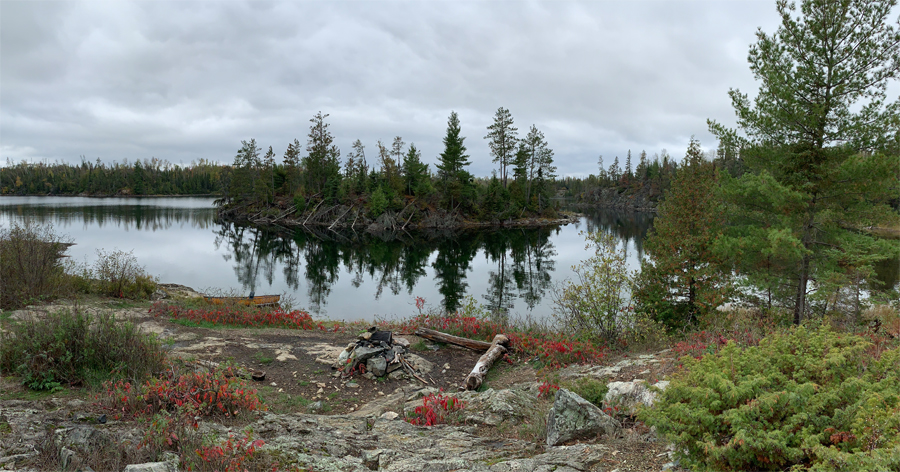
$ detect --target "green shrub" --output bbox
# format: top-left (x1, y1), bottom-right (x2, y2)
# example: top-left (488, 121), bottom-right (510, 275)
top-left (640, 325), bottom-right (900, 471)
top-left (368, 186), bottom-right (388, 218)
top-left (0, 221), bottom-right (73, 309)
top-left (0, 309), bottom-right (167, 390)
top-left (93, 248), bottom-right (157, 299)
top-left (567, 377), bottom-right (608, 408)
top-left (552, 230), bottom-right (634, 343)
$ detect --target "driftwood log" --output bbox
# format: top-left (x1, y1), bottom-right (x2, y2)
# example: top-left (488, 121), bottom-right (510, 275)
top-left (463, 334), bottom-right (509, 391)
top-left (414, 328), bottom-right (499, 352)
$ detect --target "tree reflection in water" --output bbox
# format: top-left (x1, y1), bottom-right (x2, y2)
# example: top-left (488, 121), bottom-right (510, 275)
top-left (213, 224), bottom-right (561, 314)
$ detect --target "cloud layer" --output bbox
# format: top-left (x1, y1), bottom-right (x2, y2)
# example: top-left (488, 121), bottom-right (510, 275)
top-left (2, 1), bottom-right (788, 176)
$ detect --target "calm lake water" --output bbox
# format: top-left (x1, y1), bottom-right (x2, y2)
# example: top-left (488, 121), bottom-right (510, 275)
top-left (0, 196), bottom-right (653, 322)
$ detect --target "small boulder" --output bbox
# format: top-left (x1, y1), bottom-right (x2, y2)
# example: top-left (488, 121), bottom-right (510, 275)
top-left (352, 346), bottom-right (386, 363)
top-left (122, 461), bottom-right (175, 472)
top-left (366, 356), bottom-right (387, 377)
top-left (546, 388), bottom-right (620, 446)
top-left (603, 380), bottom-right (669, 416)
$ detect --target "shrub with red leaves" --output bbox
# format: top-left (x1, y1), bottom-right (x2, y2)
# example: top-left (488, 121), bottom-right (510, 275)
top-left (406, 393), bottom-right (465, 426)
top-left (102, 365), bottom-right (264, 420)
top-left (149, 302), bottom-right (330, 331)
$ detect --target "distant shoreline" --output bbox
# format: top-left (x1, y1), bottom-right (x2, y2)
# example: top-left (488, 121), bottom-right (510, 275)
top-left (0, 193), bottom-right (218, 198)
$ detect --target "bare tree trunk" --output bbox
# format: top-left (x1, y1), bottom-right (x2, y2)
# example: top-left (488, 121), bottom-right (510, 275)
top-left (414, 328), bottom-right (503, 352)
top-left (463, 334), bottom-right (509, 391)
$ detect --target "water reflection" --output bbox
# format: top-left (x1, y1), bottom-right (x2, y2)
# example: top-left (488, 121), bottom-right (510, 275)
top-left (1, 197), bottom-right (213, 232)
top-left (213, 223), bottom-right (559, 314)
top-left (3, 196), bottom-right (896, 320)
top-left (572, 207), bottom-right (654, 260)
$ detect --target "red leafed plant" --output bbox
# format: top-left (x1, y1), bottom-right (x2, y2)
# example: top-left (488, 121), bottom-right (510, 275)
top-left (149, 302), bottom-right (331, 331)
top-left (538, 381), bottom-right (560, 399)
top-left (102, 365), bottom-right (264, 420)
top-left (190, 431), bottom-right (266, 472)
top-left (406, 392), bottom-right (465, 426)
top-left (100, 365), bottom-right (275, 470)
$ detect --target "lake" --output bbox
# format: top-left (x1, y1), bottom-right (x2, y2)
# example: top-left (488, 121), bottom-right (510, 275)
top-left (0, 196), bottom-right (653, 322)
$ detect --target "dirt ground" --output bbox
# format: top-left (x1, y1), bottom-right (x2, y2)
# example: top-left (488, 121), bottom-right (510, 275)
top-left (1, 293), bottom-right (685, 472)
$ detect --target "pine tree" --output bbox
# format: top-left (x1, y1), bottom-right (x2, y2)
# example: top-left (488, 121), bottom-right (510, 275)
top-left (597, 155), bottom-right (607, 186)
top-left (303, 112), bottom-right (341, 197)
top-left (609, 156), bottom-right (620, 183)
top-left (520, 124), bottom-right (551, 206)
top-left (230, 138), bottom-right (260, 201)
top-left (709, 0), bottom-right (900, 323)
top-left (283, 139), bottom-right (301, 195)
top-left (261, 145), bottom-right (276, 203)
top-left (484, 107), bottom-right (518, 188)
top-left (391, 136), bottom-right (405, 170)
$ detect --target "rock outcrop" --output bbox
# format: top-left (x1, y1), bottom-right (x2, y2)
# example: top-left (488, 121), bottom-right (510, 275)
top-left (604, 380), bottom-right (670, 416)
top-left (545, 389), bottom-right (620, 447)
top-left (576, 186), bottom-right (658, 212)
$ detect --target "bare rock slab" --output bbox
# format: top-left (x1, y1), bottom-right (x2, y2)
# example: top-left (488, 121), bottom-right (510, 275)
top-left (546, 388), bottom-right (620, 446)
top-left (604, 380), bottom-right (669, 416)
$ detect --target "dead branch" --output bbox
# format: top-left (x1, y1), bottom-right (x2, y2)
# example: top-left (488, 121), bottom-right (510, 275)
top-left (329, 205), bottom-right (354, 230)
top-left (414, 328), bottom-right (504, 352)
top-left (303, 199), bottom-right (326, 225)
top-left (463, 334), bottom-right (509, 391)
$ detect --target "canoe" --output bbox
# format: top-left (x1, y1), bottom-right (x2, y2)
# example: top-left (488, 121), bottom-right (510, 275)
top-left (203, 295), bottom-right (280, 307)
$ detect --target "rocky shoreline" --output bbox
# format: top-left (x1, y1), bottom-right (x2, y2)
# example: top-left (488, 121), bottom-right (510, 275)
top-left (573, 186), bottom-right (659, 213)
top-left (217, 204), bottom-right (581, 234)
top-left (0, 295), bottom-right (682, 472)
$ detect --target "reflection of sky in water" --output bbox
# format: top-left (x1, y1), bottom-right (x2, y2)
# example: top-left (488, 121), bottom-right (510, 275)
top-left (0, 196), bottom-right (657, 322)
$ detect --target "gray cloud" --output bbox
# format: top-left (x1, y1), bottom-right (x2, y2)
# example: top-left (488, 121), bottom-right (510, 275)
top-left (2, 1), bottom-right (801, 176)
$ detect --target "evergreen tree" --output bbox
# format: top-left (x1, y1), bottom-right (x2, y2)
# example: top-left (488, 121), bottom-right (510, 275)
top-left (709, 0), bottom-right (900, 323)
top-left (597, 155), bottom-right (607, 186)
top-left (261, 146), bottom-right (276, 203)
top-left (625, 149), bottom-right (633, 181)
top-left (402, 143), bottom-right (429, 196)
top-left (436, 111), bottom-right (473, 210)
top-left (637, 150), bottom-right (648, 181)
top-left (609, 156), bottom-right (620, 183)
top-left (282, 139), bottom-right (301, 195)
top-left (520, 124), bottom-right (551, 206)
top-left (377, 140), bottom-right (402, 194)
top-left (132, 160), bottom-right (145, 195)
top-left (391, 136), bottom-right (405, 170)
top-left (484, 107), bottom-right (518, 188)
top-left (230, 138), bottom-right (260, 200)
top-left (533, 131), bottom-right (556, 211)
top-left (347, 139), bottom-right (368, 194)
top-left (302, 112), bottom-right (341, 197)
top-left (635, 138), bottom-right (729, 328)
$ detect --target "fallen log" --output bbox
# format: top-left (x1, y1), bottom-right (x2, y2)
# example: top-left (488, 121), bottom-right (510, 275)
top-left (414, 328), bottom-right (505, 352)
top-left (463, 334), bottom-right (509, 391)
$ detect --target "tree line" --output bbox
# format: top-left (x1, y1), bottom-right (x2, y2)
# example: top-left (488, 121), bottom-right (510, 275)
top-left (0, 157), bottom-right (224, 196)
top-left (219, 109), bottom-right (558, 222)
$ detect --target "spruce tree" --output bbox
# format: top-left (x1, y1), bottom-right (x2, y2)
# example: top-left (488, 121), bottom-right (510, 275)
top-left (436, 111), bottom-right (472, 210)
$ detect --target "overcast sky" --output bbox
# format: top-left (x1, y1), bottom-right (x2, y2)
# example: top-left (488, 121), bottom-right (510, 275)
top-left (2, 1), bottom-right (804, 177)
